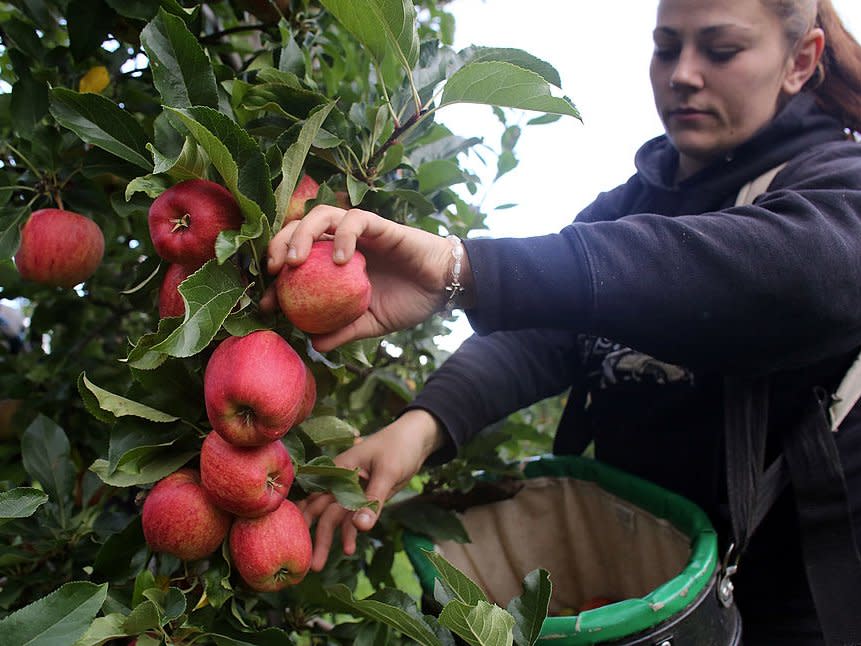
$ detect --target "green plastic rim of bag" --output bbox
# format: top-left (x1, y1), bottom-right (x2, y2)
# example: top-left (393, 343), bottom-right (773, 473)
top-left (404, 455), bottom-right (719, 645)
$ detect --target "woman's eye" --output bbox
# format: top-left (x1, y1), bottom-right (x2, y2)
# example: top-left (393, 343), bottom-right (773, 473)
top-left (653, 47), bottom-right (679, 61)
top-left (708, 48), bottom-right (740, 62)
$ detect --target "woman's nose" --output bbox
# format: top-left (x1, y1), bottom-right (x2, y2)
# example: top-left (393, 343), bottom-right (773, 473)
top-left (669, 48), bottom-right (704, 90)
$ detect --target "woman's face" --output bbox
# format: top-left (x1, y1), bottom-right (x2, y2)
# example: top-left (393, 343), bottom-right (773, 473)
top-left (650, 0), bottom-right (797, 178)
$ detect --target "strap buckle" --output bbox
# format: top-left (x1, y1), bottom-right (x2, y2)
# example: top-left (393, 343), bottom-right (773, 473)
top-left (717, 542), bottom-right (739, 608)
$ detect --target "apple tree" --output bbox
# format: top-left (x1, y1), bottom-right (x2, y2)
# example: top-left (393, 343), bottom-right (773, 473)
top-left (0, 1), bottom-right (578, 644)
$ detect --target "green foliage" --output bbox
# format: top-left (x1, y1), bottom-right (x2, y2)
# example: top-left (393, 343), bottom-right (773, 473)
top-left (0, 0), bottom-right (574, 642)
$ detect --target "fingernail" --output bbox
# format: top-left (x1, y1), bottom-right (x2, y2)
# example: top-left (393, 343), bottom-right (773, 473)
top-left (287, 247), bottom-right (298, 261)
top-left (356, 510), bottom-right (374, 527)
top-left (333, 248), bottom-right (345, 264)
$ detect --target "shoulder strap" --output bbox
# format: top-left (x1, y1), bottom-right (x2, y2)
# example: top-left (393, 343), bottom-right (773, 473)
top-left (733, 162), bottom-right (787, 207)
top-left (727, 165), bottom-right (861, 645)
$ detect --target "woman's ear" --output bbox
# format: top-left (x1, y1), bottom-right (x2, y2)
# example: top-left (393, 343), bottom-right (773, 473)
top-left (782, 27), bottom-right (825, 95)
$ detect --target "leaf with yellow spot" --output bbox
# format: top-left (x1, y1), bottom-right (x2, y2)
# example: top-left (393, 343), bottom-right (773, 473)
top-left (79, 66), bottom-right (110, 94)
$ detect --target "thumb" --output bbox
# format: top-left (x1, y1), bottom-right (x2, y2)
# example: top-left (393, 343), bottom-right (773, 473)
top-left (353, 468), bottom-right (398, 531)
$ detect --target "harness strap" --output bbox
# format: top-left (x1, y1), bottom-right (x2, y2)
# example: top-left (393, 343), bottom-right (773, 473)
top-left (726, 163), bottom-right (861, 645)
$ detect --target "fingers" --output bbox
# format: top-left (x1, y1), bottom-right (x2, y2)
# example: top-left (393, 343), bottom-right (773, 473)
top-left (351, 462), bottom-right (399, 532)
top-left (266, 205), bottom-right (395, 276)
top-left (309, 503), bottom-right (349, 571)
top-left (258, 285), bottom-right (278, 314)
top-left (309, 312), bottom-right (381, 353)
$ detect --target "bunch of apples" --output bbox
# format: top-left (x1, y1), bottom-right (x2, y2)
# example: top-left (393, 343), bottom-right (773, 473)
top-left (142, 329), bottom-right (316, 591)
top-left (140, 177), bottom-right (372, 591)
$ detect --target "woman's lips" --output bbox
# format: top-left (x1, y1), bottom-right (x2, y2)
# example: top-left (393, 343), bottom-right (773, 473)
top-left (669, 107), bottom-right (712, 122)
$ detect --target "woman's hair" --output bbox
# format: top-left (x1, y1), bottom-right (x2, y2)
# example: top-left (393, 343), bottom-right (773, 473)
top-left (764, 0), bottom-right (861, 133)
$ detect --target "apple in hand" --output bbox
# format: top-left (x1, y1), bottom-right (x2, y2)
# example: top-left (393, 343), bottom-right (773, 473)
top-left (229, 499), bottom-right (312, 591)
top-left (204, 330), bottom-right (307, 446)
top-left (141, 468), bottom-right (232, 561)
top-left (283, 174), bottom-right (320, 222)
top-left (275, 239), bottom-right (372, 335)
top-left (200, 432), bottom-right (294, 518)
top-left (15, 209), bottom-right (105, 288)
top-left (158, 263), bottom-right (198, 319)
top-left (148, 179), bottom-right (243, 266)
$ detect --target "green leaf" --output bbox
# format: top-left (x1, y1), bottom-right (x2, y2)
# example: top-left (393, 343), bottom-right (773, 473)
top-left (149, 137), bottom-right (209, 181)
top-left (458, 47), bottom-right (562, 88)
top-left (241, 83), bottom-right (327, 120)
top-left (202, 553), bottom-right (233, 609)
top-left (165, 107), bottom-right (274, 260)
top-left (0, 487), bottom-right (49, 522)
top-left (209, 627), bottom-right (294, 646)
top-left (67, 0), bottom-right (115, 62)
top-left (507, 569), bottom-right (551, 646)
top-left (295, 456), bottom-right (378, 512)
top-left (124, 317), bottom-right (183, 370)
top-left (439, 600), bottom-right (514, 646)
top-left (21, 415), bottom-right (74, 507)
top-left (0, 581), bottom-right (108, 646)
top-left (141, 8), bottom-right (219, 109)
top-left (90, 450), bottom-right (197, 487)
top-left (71, 613), bottom-right (128, 646)
top-left (440, 62), bottom-right (581, 119)
top-left (347, 174), bottom-right (371, 207)
top-left (273, 101), bottom-right (337, 231)
top-left (422, 550), bottom-right (487, 606)
top-left (377, 142), bottom-right (404, 175)
top-left (319, 0), bottom-right (419, 71)
top-left (107, 422), bottom-right (187, 473)
top-left (0, 206), bottom-right (28, 260)
top-left (11, 74), bottom-right (49, 138)
top-left (50, 88), bottom-right (153, 170)
top-left (326, 584), bottom-right (443, 646)
top-left (222, 307), bottom-right (270, 337)
top-left (417, 159), bottom-right (467, 193)
top-left (92, 516), bottom-right (145, 580)
top-left (298, 416), bottom-right (359, 449)
top-left (125, 174), bottom-right (171, 201)
top-left (79, 373), bottom-right (180, 423)
top-left (148, 260), bottom-right (247, 358)
top-left (123, 599), bottom-right (161, 634)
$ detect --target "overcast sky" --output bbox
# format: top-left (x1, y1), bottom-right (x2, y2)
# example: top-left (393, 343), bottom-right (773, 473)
top-left (436, 0), bottom-right (861, 348)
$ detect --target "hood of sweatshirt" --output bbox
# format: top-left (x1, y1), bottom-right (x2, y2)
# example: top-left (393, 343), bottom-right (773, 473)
top-left (633, 92), bottom-right (847, 196)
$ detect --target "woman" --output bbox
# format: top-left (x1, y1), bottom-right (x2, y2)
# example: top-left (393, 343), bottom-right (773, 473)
top-left (265, 0), bottom-right (861, 642)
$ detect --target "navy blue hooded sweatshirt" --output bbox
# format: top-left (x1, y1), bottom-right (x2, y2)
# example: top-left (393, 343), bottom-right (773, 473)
top-left (408, 92), bottom-right (861, 644)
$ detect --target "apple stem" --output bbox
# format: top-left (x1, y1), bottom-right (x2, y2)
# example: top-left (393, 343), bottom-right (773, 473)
top-left (54, 192), bottom-right (65, 210)
top-left (170, 213), bottom-right (191, 232)
top-left (239, 407), bottom-right (255, 426)
top-left (266, 474), bottom-right (282, 492)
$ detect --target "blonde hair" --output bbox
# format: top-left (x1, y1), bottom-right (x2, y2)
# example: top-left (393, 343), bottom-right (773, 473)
top-left (764, 0), bottom-right (861, 132)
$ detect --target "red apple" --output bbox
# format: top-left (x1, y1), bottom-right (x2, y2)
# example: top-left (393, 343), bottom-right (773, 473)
top-left (200, 432), bottom-right (294, 518)
top-left (296, 364), bottom-right (317, 424)
top-left (158, 263), bottom-right (198, 319)
top-left (141, 468), bottom-right (232, 561)
top-left (283, 174), bottom-right (320, 222)
top-left (229, 499), bottom-right (312, 591)
top-left (15, 209), bottom-right (104, 288)
top-left (275, 240), bottom-right (372, 335)
top-left (148, 179), bottom-right (243, 266)
top-left (204, 330), bottom-right (307, 446)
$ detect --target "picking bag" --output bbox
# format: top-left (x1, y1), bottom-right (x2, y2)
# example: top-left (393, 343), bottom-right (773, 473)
top-left (404, 456), bottom-right (741, 645)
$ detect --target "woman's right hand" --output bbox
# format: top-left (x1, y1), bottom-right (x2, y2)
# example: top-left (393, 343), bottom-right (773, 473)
top-left (261, 205), bottom-right (469, 352)
top-left (297, 409), bottom-right (446, 572)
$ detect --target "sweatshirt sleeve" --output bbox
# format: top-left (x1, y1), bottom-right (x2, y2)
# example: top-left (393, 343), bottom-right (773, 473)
top-left (405, 327), bottom-right (582, 455)
top-left (464, 143), bottom-right (861, 373)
